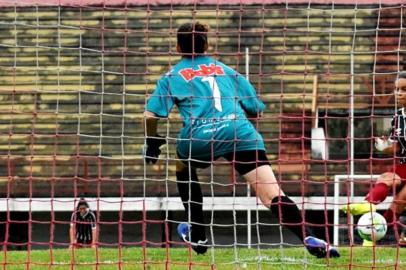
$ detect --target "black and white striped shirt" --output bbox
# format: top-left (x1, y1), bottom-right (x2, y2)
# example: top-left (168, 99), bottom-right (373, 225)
top-left (70, 210), bottom-right (96, 244)
top-left (389, 108), bottom-right (406, 164)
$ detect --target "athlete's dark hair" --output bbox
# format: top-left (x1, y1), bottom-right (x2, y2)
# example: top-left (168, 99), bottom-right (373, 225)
top-left (177, 22), bottom-right (208, 56)
top-left (398, 71), bottom-right (406, 80)
top-left (77, 198), bottom-right (89, 210)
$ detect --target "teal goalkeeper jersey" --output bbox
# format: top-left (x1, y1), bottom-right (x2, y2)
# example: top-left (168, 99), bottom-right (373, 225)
top-left (146, 56), bottom-right (266, 160)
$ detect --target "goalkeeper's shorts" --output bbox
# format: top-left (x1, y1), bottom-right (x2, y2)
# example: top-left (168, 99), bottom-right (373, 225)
top-left (177, 149), bottom-right (270, 175)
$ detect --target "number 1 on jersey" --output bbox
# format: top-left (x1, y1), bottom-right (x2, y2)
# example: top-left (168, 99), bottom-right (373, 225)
top-left (202, 76), bottom-right (222, 112)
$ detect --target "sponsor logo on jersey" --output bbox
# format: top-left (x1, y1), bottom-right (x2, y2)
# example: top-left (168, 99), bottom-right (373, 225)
top-left (179, 64), bottom-right (225, 81)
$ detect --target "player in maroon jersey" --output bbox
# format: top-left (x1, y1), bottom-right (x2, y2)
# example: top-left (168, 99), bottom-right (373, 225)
top-left (343, 72), bottom-right (406, 244)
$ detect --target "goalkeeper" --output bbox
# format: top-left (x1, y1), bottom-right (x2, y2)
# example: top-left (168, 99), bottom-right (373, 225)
top-left (343, 72), bottom-right (406, 245)
top-left (144, 21), bottom-right (339, 258)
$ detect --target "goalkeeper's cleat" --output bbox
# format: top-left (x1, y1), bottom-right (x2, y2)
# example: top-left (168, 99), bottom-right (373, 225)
top-left (362, 239), bottom-right (374, 247)
top-left (177, 222), bottom-right (208, 255)
top-left (341, 202), bottom-right (376, 216)
top-left (304, 236), bottom-right (340, 258)
top-left (177, 222), bottom-right (190, 240)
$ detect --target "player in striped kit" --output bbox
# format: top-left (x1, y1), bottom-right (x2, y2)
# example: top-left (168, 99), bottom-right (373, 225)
top-left (343, 72), bottom-right (406, 245)
top-left (144, 21), bottom-right (339, 257)
top-left (69, 198), bottom-right (97, 248)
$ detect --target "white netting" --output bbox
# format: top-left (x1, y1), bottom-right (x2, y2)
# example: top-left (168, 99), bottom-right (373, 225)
top-left (0, 1), bottom-right (405, 269)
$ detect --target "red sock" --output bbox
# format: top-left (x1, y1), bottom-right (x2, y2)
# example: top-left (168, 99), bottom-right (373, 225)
top-left (383, 208), bottom-right (400, 225)
top-left (365, 182), bottom-right (389, 204)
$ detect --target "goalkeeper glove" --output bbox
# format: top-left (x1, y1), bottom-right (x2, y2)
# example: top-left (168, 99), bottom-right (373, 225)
top-left (144, 135), bottom-right (166, 164)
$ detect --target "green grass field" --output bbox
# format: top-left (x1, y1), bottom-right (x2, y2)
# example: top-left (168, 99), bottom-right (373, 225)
top-left (0, 246), bottom-right (404, 270)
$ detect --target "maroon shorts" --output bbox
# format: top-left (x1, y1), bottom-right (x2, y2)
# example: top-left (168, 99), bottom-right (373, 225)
top-left (394, 163), bottom-right (406, 183)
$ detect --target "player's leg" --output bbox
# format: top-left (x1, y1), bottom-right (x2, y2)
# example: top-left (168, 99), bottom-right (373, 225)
top-left (228, 150), bottom-right (339, 258)
top-left (381, 182), bottom-right (406, 245)
top-left (238, 163), bottom-right (283, 205)
top-left (342, 172), bottom-right (402, 216)
top-left (383, 182), bottom-right (406, 225)
top-left (229, 150), bottom-right (308, 241)
top-left (399, 215), bottom-right (406, 246)
top-left (366, 172), bottom-right (402, 203)
top-left (242, 164), bottom-right (305, 236)
top-left (175, 159), bottom-right (208, 254)
top-left (383, 164), bottom-right (406, 225)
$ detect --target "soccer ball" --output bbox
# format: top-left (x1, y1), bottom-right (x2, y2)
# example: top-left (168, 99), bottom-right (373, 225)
top-left (357, 212), bottom-right (387, 242)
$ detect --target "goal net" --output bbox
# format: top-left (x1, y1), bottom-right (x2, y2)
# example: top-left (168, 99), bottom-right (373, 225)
top-left (0, 0), bottom-right (405, 269)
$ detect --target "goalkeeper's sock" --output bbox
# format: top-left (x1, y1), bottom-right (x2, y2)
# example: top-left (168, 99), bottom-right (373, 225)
top-left (365, 182), bottom-right (389, 204)
top-left (176, 167), bottom-right (206, 241)
top-left (270, 196), bottom-right (310, 242)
